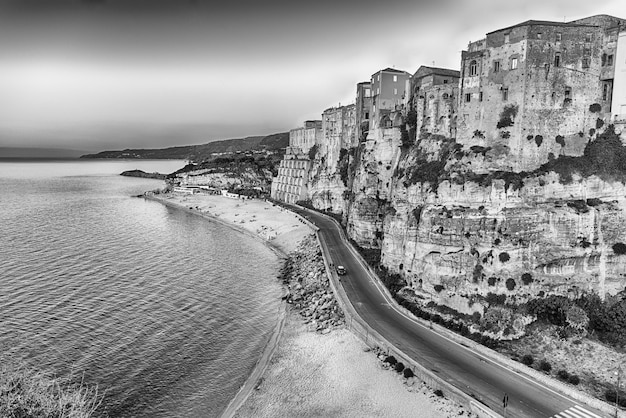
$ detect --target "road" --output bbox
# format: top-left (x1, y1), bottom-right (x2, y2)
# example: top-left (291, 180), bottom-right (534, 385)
top-left (290, 206), bottom-right (608, 418)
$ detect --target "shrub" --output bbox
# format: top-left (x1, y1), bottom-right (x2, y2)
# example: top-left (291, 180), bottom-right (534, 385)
top-left (521, 273), bottom-right (533, 285)
top-left (555, 135), bottom-right (565, 147)
top-left (568, 375), bottom-right (580, 385)
top-left (505, 278), bottom-right (516, 291)
top-left (527, 295), bottom-right (570, 326)
top-left (500, 131), bottom-right (511, 139)
top-left (521, 354), bottom-right (534, 366)
top-left (403, 368), bottom-right (414, 378)
top-left (497, 104), bottom-right (519, 129)
top-left (308, 144), bottom-right (318, 160)
top-left (434, 284), bottom-right (444, 293)
top-left (473, 130), bottom-right (485, 139)
top-left (499, 252), bottom-right (510, 263)
top-left (589, 103), bottom-right (602, 113)
top-left (486, 292), bottom-right (506, 305)
top-left (487, 276), bottom-right (497, 286)
top-left (613, 243), bottom-right (626, 255)
top-left (596, 118), bottom-right (605, 129)
top-left (0, 361), bottom-right (102, 418)
top-left (566, 305), bottom-right (589, 331)
top-left (535, 135), bottom-right (543, 147)
top-left (434, 389), bottom-right (444, 397)
top-left (385, 355), bottom-right (397, 365)
top-left (557, 370), bottom-right (570, 381)
top-left (539, 360), bottom-right (552, 373)
top-left (394, 362), bottom-right (405, 373)
top-left (472, 311), bottom-right (482, 322)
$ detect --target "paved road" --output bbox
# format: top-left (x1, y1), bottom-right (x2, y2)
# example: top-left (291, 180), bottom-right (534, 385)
top-left (291, 206), bottom-right (608, 418)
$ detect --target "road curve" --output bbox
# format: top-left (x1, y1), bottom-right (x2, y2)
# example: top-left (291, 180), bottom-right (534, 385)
top-left (291, 206), bottom-right (608, 418)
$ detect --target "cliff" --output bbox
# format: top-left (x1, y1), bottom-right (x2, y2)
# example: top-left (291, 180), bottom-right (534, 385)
top-left (321, 118), bottom-right (626, 311)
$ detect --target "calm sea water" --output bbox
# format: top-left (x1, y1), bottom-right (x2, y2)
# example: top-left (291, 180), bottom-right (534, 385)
top-left (0, 160), bottom-right (283, 417)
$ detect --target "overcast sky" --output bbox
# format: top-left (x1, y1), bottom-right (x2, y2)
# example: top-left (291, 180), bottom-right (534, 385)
top-left (0, 0), bottom-right (624, 152)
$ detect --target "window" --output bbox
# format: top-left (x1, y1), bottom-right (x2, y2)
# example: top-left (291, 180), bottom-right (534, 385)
top-left (554, 53), bottom-right (561, 67)
top-left (555, 32), bottom-right (562, 42)
top-left (479, 91), bottom-right (484, 102)
top-left (585, 33), bottom-right (593, 42)
top-left (584, 47), bottom-right (591, 56)
top-left (443, 79), bottom-right (449, 84)
top-left (502, 88), bottom-right (509, 101)
top-left (377, 88), bottom-right (380, 95)
top-left (465, 93), bottom-right (471, 102)
top-left (393, 75), bottom-right (398, 82)
top-left (602, 53), bottom-right (607, 66)
top-left (393, 88), bottom-right (398, 95)
top-left (537, 32), bottom-right (542, 39)
top-left (469, 60), bottom-right (478, 76)
top-left (511, 57), bottom-right (518, 70)
top-left (608, 54), bottom-right (614, 66)
top-left (582, 58), bottom-right (590, 68)
top-left (603, 83), bottom-right (609, 101)
top-left (564, 88), bottom-right (571, 99)
top-left (364, 88), bottom-right (371, 97)
top-left (377, 75), bottom-right (380, 81)
top-left (504, 33), bottom-right (510, 43)
top-left (494, 60), bottom-right (501, 72)
top-left (365, 112), bottom-right (369, 119)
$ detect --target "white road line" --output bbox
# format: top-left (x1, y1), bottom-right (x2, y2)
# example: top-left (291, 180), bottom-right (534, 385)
top-left (553, 405), bottom-right (603, 418)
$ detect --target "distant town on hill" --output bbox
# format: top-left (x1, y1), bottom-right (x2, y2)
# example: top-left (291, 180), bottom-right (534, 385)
top-left (80, 132), bottom-right (289, 161)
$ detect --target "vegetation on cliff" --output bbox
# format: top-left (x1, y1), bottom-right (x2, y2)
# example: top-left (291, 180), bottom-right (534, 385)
top-left (120, 169), bottom-right (166, 179)
top-left (0, 360), bottom-right (102, 418)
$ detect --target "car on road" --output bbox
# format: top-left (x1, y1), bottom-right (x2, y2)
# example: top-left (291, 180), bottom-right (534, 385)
top-left (336, 265), bottom-right (347, 275)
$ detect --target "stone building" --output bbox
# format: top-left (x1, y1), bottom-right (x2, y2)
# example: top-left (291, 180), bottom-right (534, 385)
top-left (322, 104), bottom-right (356, 149)
top-left (355, 82), bottom-right (372, 141)
top-left (270, 120), bottom-right (322, 204)
top-left (457, 15), bottom-right (626, 172)
top-left (611, 30), bottom-right (626, 123)
top-left (410, 66), bottom-right (460, 137)
top-left (370, 67), bottom-right (411, 129)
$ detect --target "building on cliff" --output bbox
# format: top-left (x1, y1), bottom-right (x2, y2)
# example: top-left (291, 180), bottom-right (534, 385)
top-left (356, 82), bottom-right (372, 142)
top-left (612, 30), bottom-right (626, 122)
top-left (370, 68), bottom-right (411, 129)
top-left (270, 121), bottom-right (322, 204)
top-left (410, 66), bottom-right (460, 137)
top-left (456, 15), bottom-right (626, 172)
top-left (322, 104), bottom-right (357, 149)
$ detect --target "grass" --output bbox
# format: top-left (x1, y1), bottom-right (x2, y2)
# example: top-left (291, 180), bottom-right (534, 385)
top-left (0, 360), bottom-right (103, 418)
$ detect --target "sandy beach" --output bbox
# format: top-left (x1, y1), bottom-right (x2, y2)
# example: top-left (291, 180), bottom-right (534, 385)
top-left (150, 192), bottom-right (468, 418)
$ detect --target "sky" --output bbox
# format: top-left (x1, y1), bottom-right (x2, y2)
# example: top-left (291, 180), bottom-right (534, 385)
top-left (0, 0), bottom-right (624, 153)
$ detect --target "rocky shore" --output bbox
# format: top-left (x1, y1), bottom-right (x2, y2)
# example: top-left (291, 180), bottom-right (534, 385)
top-left (235, 233), bottom-right (472, 418)
top-left (281, 236), bottom-right (345, 333)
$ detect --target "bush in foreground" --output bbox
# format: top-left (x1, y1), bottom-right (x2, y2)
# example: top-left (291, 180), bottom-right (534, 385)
top-left (394, 362), bottom-right (405, 373)
top-left (403, 368), bottom-right (414, 378)
top-left (521, 354), bottom-right (534, 366)
top-left (0, 361), bottom-right (102, 418)
top-left (539, 360), bottom-right (552, 373)
top-left (384, 355), bottom-right (397, 366)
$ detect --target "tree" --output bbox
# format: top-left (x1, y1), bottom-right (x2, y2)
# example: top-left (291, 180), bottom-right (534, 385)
top-left (566, 305), bottom-right (589, 331)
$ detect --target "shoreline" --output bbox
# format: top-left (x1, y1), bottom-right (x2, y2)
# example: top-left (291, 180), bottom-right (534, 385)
top-left (145, 192), bottom-right (470, 417)
top-left (143, 192), bottom-right (312, 417)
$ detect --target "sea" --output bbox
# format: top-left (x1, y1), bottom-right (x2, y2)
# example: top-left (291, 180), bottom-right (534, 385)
top-left (0, 159), bottom-right (284, 417)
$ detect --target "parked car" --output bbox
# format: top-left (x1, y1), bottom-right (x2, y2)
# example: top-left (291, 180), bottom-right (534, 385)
top-left (336, 265), bottom-right (347, 275)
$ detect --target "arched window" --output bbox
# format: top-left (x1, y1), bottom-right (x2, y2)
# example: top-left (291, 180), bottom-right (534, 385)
top-left (469, 60), bottom-right (478, 76)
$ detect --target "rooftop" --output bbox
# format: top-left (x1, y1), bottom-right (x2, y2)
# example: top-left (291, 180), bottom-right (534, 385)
top-left (412, 66), bottom-right (460, 80)
top-left (486, 19), bottom-right (598, 35)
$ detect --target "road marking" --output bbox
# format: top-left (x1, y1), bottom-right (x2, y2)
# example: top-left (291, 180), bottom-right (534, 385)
top-left (551, 405), bottom-right (603, 418)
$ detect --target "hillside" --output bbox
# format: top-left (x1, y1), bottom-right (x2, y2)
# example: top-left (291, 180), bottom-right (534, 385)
top-left (80, 132), bottom-right (289, 160)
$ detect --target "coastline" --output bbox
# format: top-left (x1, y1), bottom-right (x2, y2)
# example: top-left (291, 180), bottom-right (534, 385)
top-left (143, 192), bottom-right (312, 417)
top-left (146, 192), bottom-right (469, 417)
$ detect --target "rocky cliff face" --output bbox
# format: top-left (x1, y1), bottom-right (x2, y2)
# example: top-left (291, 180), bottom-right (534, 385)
top-left (309, 118), bottom-right (626, 309)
